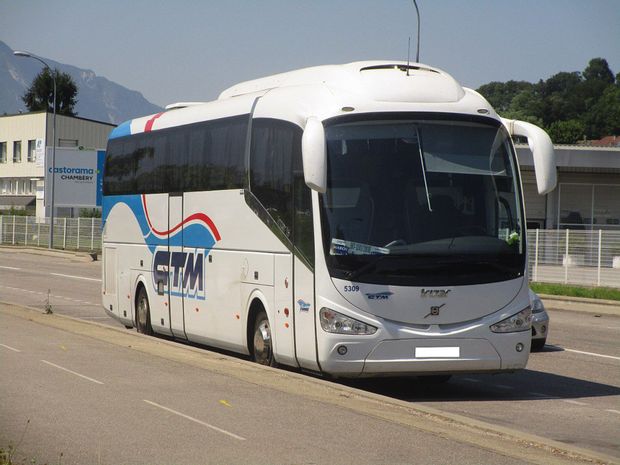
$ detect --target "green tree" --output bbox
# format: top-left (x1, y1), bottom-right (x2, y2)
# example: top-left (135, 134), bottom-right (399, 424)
top-left (582, 58), bottom-right (614, 84)
top-left (539, 72), bottom-right (584, 125)
top-left (477, 80), bottom-right (533, 113)
top-left (583, 86), bottom-right (620, 138)
top-left (22, 68), bottom-right (78, 116)
top-left (547, 119), bottom-right (585, 144)
top-left (477, 57), bottom-right (618, 142)
top-left (501, 86), bottom-right (544, 126)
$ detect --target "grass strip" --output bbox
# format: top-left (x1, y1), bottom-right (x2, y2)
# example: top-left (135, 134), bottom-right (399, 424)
top-left (530, 282), bottom-right (620, 301)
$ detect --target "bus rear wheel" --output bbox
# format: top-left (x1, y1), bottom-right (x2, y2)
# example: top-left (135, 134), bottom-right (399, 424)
top-left (252, 312), bottom-right (276, 367)
top-left (136, 286), bottom-right (153, 335)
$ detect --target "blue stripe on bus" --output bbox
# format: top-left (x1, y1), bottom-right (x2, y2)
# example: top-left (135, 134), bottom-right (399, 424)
top-left (109, 120), bottom-right (132, 139)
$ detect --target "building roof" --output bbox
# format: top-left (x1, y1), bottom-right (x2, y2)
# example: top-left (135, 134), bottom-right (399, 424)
top-left (0, 110), bottom-right (116, 127)
top-left (516, 144), bottom-right (620, 172)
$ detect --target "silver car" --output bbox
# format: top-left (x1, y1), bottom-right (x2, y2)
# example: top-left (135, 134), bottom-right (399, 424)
top-left (529, 289), bottom-right (550, 351)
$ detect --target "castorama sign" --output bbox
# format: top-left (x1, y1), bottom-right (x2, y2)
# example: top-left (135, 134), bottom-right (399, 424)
top-left (44, 148), bottom-right (105, 207)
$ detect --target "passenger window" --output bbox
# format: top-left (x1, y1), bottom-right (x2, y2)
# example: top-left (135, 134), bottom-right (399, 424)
top-left (250, 119), bottom-right (297, 238)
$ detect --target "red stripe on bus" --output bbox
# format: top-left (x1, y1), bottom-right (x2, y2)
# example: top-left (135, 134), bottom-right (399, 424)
top-left (144, 112), bottom-right (164, 132)
top-left (141, 194), bottom-right (221, 241)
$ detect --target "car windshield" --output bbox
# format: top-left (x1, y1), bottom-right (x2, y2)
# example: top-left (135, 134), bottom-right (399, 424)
top-left (319, 115), bottom-right (525, 286)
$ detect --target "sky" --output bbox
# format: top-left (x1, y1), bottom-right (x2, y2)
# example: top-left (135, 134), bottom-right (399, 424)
top-left (1, 0), bottom-right (619, 107)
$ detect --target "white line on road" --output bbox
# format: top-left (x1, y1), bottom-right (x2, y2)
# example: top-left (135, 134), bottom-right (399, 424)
top-left (606, 409), bottom-right (620, 415)
top-left (0, 265), bottom-right (21, 270)
top-left (41, 360), bottom-right (104, 385)
top-left (143, 400), bottom-right (246, 441)
top-left (565, 348), bottom-right (620, 361)
top-left (0, 343), bottom-right (21, 352)
top-left (562, 399), bottom-right (589, 406)
top-left (50, 273), bottom-right (101, 282)
top-left (462, 378), bottom-right (481, 383)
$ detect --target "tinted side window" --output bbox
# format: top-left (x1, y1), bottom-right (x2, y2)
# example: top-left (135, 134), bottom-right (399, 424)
top-left (204, 117), bottom-right (247, 190)
top-left (293, 133), bottom-right (314, 268)
top-left (250, 119), bottom-right (299, 239)
top-left (104, 138), bottom-right (138, 195)
top-left (104, 114), bottom-right (248, 195)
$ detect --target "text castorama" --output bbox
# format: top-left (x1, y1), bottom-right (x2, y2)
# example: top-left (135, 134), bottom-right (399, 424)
top-left (49, 166), bottom-right (96, 181)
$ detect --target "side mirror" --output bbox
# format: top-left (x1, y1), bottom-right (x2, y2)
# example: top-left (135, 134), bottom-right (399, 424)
top-left (502, 118), bottom-right (557, 194)
top-left (302, 117), bottom-right (327, 193)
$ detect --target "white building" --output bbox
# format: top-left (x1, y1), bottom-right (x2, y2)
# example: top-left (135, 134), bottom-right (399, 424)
top-left (518, 145), bottom-right (620, 230)
top-left (0, 111), bottom-right (114, 217)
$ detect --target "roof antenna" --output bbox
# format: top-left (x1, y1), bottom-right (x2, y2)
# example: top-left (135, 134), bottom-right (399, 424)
top-left (412, 0), bottom-right (421, 63)
top-left (407, 37), bottom-right (411, 76)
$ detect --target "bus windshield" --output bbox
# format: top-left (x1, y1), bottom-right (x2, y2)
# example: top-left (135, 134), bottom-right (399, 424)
top-left (320, 116), bottom-right (525, 286)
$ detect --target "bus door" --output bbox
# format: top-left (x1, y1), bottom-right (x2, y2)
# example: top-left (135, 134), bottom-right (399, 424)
top-left (168, 193), bottom-right (187, 339)
top-left (292, 173), bottom-right (319, 370)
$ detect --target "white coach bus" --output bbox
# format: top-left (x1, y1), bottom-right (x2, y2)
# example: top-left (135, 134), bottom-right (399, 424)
top-left (102, 61), bottom-right (556, 378)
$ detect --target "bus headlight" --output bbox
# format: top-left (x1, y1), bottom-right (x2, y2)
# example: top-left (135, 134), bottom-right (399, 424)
top-left (490, 307), bottom-right (532, 333)
top-left (319, 308), bottom-right (377, 335)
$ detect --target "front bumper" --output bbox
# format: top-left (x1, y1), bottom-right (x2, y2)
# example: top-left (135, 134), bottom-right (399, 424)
top-left (318, 331), bottom-right (531, 377)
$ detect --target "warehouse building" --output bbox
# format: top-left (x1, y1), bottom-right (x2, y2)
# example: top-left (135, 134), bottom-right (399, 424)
top-left (0, 111), bottom-right (114, 217)
top-left (517, 145), bottom-right (620, 231)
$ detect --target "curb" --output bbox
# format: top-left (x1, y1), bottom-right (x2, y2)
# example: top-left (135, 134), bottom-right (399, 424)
top-left (539, 293), bottom-right (620, 317)
top-left (538, 293), bottom-right (620, 307)
top-left (0, 245), bottom-right (98, 261)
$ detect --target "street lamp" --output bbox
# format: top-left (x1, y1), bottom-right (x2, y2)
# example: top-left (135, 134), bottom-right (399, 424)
top-left (14, 50), bottom-right (57, 249)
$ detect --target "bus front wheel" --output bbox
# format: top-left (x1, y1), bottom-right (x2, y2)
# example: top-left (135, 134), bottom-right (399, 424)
top-left (136, 286), bottom-right (154, 336)
top-left (252, 312), bottom-right (276, 367)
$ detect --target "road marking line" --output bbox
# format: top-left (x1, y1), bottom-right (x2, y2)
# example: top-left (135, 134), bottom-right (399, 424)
top-left (0, 265), bottom-right (21, 270)
top-left (143, 400), bottom-right (245, 441)
top-left (0, 343), bottom-right (21, 352)
top-left (50, 273), bottom-right (101, 282)
top-left (41, 360), bottom-right (104, 385)
top-left (562, 399), bottom-right (589, 406)
top-left (462, 377), bottom-right (481, 383)
top-left (565, 348), bottom-right (620, 361)
top-left (606, 409), bottom-right (620, 415)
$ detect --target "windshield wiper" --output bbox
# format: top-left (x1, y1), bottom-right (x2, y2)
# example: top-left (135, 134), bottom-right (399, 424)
top-left (415, 126), bottom-right (433, 212)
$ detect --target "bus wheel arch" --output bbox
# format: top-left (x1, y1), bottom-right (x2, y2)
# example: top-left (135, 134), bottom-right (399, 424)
top-left (247, 296), bottom-right (277, 367)
top-left (135, 281), bottom-right (154, 336)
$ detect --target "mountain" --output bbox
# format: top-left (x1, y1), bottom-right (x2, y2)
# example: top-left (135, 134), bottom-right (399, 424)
top-left (0, 40), bottom-right (162, 124)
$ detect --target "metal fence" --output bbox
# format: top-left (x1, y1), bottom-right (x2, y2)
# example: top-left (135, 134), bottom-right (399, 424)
top-left (1, 216), bottom-right (619, 288)
top-left (527, 229), bottom-right (620, 288)
top-left (0, 216), bottom-right (102, 252)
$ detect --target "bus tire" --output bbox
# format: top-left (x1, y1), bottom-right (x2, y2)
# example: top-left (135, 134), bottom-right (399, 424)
top-left (136, 285), bottom-right (154, 336)
top-left (252, 311), bottom-right (276, 367)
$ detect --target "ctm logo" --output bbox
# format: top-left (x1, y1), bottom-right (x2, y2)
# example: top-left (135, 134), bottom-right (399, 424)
top-left (153, 250), bottom-right (206, 300)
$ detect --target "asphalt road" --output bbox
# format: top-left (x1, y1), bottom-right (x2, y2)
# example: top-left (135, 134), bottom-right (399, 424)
top-left (1, 248), bottom-right (619, 464)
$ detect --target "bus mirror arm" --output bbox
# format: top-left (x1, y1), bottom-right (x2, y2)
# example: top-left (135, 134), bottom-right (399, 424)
top-left (502, 118), bottom-right (557, 195)
top-left (302, 117), bottom-right (327, 193)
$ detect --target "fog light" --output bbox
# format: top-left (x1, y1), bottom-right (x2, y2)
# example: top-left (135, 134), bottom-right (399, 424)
top-left (337, 345), bottom-right (348, 355)
top-left (516, 343), bottom-right (524, 352)
top-left (540, 325), bottom-right (547, 334)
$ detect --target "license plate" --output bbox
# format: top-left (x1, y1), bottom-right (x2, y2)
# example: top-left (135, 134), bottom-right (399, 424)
top-left (415, 347), bottom-right (460, 358)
